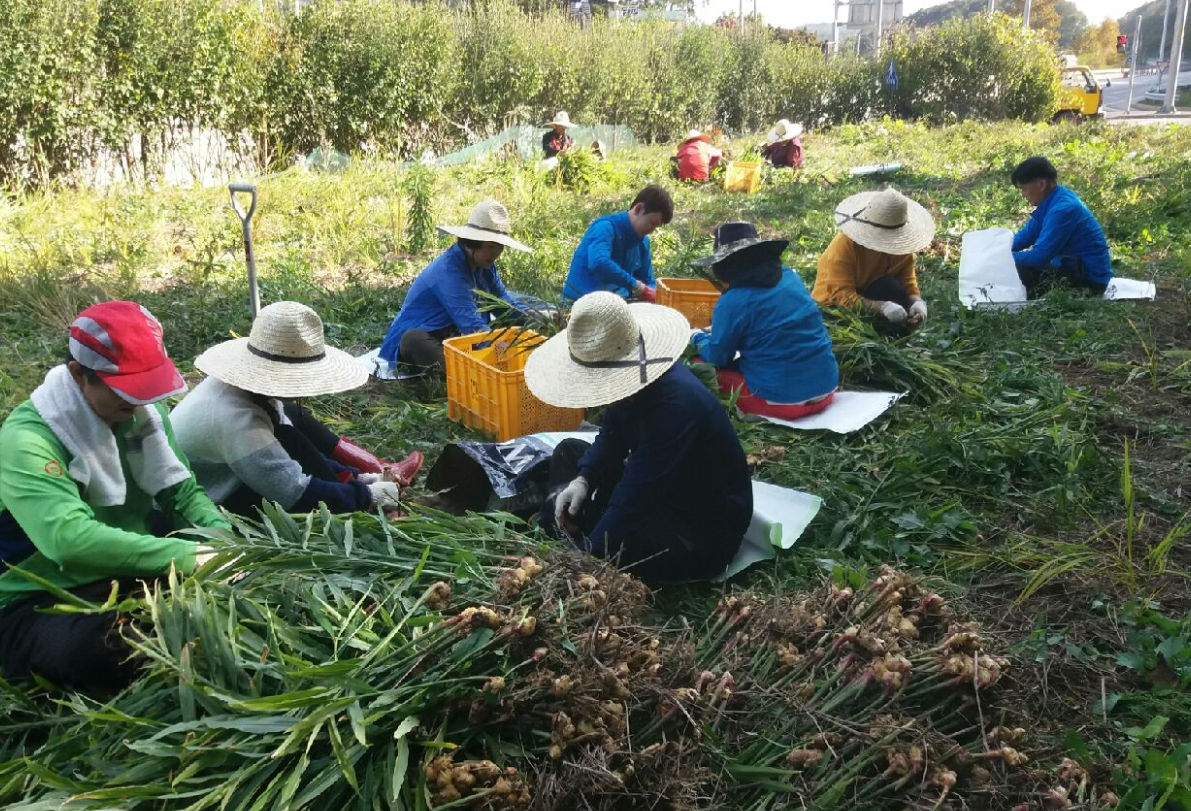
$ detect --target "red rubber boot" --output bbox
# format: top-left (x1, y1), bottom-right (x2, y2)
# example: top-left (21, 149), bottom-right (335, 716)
top-left (331, 436), bottom-right (386, 475)
top-left (386, 451), bottom-right (425, 488)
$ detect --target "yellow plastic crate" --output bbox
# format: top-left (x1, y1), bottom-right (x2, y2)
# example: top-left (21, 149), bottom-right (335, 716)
top-left (723, 160), bottom-right (762, 194)
top-left (443, 328), bottom-right (584, 441)
top-left (656, 277), bottom-right (721, 329)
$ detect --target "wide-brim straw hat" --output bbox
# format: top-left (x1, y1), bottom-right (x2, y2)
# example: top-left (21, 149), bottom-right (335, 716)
top-left (833, 187), bottom-right (936, 255)
top-left (684, 129), bottom-right (709, 142)
top-left (548, 111), bottom-right (573, 128)
top-left (195, 301), bottom-right (369, 399)
top-left (525, 292), bottom-right (690, 409)
top-left (438, 198), bottom-right (532, 253)
top-left (693, 221), bottom-right (788, 267)
top-left (765, 119), bottom-right (804, 144)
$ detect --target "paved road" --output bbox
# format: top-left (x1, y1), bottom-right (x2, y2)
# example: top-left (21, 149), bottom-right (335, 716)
top-left (1098, 68), bottom-right (1191, 122)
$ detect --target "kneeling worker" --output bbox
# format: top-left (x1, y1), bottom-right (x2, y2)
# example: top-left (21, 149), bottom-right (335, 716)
top-left (173, 301), bottom-right (423, 519)
top-left (0, 302), bottom-right (231, 693)
top-left (692, 222), bottom-right (839, 420)
top-left (525, 292), bottom-right (752, 585)
top-left (814, 188), bottom-right (935, 334)
top-left (1010, 156), bottom-right (1112, 298)
top-left (563, 185), bottom-right (673, 303)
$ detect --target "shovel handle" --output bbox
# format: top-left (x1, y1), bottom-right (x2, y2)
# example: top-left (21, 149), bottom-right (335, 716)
top-left (228, 183), bottom-right (258, 224)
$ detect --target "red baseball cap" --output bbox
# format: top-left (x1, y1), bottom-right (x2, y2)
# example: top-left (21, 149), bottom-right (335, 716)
top-left (69, 302), bottom-right (188, 405)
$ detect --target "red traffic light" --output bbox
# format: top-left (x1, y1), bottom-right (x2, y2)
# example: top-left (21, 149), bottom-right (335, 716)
top-left (1117, 34), bottom-right (1128, 53)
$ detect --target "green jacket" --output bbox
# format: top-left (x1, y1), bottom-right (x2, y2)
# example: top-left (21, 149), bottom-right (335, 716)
top-left (0, 399), bottom-right (231, 609)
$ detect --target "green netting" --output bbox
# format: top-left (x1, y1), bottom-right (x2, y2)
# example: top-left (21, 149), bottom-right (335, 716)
top-left (433, 124), bottom-right (636, 166)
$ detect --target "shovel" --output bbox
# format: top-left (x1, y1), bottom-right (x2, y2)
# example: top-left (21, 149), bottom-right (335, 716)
top-left (228, 183), bottom-right (260, 317)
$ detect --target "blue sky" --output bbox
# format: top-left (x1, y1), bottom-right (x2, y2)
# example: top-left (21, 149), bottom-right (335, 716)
top-left (692, 0), bottom-right (1132, 28)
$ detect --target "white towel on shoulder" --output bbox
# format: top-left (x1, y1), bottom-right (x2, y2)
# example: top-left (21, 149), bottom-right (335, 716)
top-left (30, 365), bottom-right (190, 507)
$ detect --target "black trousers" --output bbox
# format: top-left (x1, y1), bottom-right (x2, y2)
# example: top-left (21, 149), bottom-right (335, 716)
top-left (1017, 256), bottom-right (1108, 299)
top-left (856, 277), bottom-right (915, 336)
top-left (398, 326), bottom-right (461, 372)
top-left (0, 577), bottom-right (160, 693)
top-left (221, 404), bottom-right (341, 516)
top-left (536, 439), bottom-right (730, 585)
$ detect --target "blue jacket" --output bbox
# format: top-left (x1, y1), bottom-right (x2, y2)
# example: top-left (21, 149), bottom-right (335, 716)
top-left (1013, 185), bottom-right (1112, 285)
top-left (379, 244), bottom-right (524, 364)
top-left (691, 268), bottom-right (839, 404)
top-left (564, 212), bottom-right (654, 301)
top-left (578, 364), bottom-right (752, 564)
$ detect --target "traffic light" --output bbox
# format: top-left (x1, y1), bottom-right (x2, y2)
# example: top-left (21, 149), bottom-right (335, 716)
top-left (1117, 34), bottom-right (1128, 53)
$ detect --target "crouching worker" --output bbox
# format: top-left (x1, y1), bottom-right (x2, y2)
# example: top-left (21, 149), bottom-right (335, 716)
top-left (691, 223), bottom-right (839, 420)
top-left (762, 120), bottom-right (804, 169)
top-left (563, 185), bottom-right (673, 303)
top-left (0, 302), bottom-right (231, 693)
top-left (674, 129), bottom-right (722, 182)
top-left (172, 302), bottom-right (423, 519)
top-left (814, 188), bottom-right (936, 335)
top-left (1010, 156), bottom-right (1112, 299)
top-left (378, 199), bottom-right (534, 373)
top-left (525, 292), bottom-right (752, 584)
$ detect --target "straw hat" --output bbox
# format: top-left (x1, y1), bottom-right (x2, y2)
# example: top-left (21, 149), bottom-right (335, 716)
top-left (684, 129), bottom-right (709, 142)
top-left (438, 199), bottom-right (532, 253)
top-left (833, 187), bottom-right (935, 255)
top-left (692, 222), bottom-right (788, 268)
top-left (548, 111), bottom-right (573, 128)
top-left (195, 301), bottom-right (368, 399)
top-left (765, 119), bottom-right (804, 145)
top-left (525, 292), bottom-right (690, 409)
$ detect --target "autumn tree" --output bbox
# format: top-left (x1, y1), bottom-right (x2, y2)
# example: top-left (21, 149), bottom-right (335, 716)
top-left (1074, 18), bottom-right (1122, 67)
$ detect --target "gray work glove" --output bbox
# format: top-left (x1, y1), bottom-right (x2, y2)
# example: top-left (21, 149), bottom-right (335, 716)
top-left (879, 301), bottom-right (908, 323)
top-left (368, 481), bottom-right (402, 509)
top-left (554, 476), bottom-right (590, 526)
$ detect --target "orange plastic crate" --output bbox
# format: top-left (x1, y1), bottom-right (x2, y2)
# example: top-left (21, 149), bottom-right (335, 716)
top-left (656, 277), bottom-right (721, 329)
top-left (443, 328), bottom-right (584, 441)
top-left (723, 160), bottom-right (762, 194)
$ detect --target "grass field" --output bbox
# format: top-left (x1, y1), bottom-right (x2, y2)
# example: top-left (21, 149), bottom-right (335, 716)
top-left (1, 119), bottom-right (1190, 808)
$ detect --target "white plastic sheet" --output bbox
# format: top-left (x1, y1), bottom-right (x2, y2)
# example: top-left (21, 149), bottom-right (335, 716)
top-left (355, 347), bottom-right (423, 381)
top-left (741, 391), bottom-right (906, 434)
top-left (958, 227), bottom-right (1027, 308)
top-left (1104, 278), bottom-right (1157, 301)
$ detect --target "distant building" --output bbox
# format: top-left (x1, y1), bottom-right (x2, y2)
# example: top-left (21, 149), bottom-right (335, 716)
top-left (798, 1), bottom-right (903, 55)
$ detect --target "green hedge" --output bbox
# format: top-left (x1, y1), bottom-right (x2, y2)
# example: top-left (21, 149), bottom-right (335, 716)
top-left (0, 0), bottom-right (1058, 185)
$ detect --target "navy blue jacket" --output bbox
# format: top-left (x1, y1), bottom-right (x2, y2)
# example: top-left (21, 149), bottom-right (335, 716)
top-left (1013, 185), bottom-right (1112, 285)
top-left (578, 364), bottom-right (751, 560)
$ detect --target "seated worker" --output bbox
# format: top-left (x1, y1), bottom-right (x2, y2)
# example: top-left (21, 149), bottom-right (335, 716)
top-left (675, 129), bottom-right (722, 182)
top-left (1011, 156), bottom-right (1112, 298)
top-left (172, 301), bottom-right (423, 518)
top-left (690, 222), bottom-right (839, 420)
top-left (761, 119), bottom-right (804, 169)
top-left (0, 302), bottom-right (230, 693)
top-left (814, 187), bottom-right (935, 335)
top-left (524, 292), bottom-right (752, 585)
top-left (563, 185), bottom-right (673, 303)
top-left (542, 111), bottom-right (574, 160)
top-left (378, 199), bottom-right (534, 371)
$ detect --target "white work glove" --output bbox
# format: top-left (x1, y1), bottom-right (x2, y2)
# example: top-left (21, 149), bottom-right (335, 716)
top-left (356, 472), bottom-right (383, 485)
top-left (908, 300), bottom-right (928, 322)
top-left (690, 327), bottom-right (709, 340)
top-left (554, 476), bottom-right (590, 525)
top-left (879, 301), bottom-right (908, 323)
top-left (368, 481), bottom-right (402, 509)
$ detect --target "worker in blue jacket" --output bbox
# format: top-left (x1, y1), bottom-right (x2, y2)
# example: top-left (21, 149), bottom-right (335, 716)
top-left (563, 185), bottom-right (673, 303)
top-left (379, 199), bottom-right (533, 371)
top-left (690, 222), bottom-right (839, 421)
top-left (1010, 157), bottom-right (1112, 299)
top-left (524, 292), bottom-right (752, 585)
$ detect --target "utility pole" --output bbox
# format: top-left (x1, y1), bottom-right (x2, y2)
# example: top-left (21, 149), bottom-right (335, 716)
top-left (1161, 0), bottom-right (1190, 113)
top-left (876, 0), bottom-right (885, 57)
top-left (738, 0), bottom-right (743, 36)
top-left (753, 0), bottom-right (758, 37)
top-left (1022, 0), bottom-right (1031, 30)
top-left (833, 0), bottom-right (842, 55)
top-left (1126, 15), bottom-right (1142, 113)
top-left (1160, 0), bottom-right (1173, 61)
top-left (987, 0), bottom-right (994, 12)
